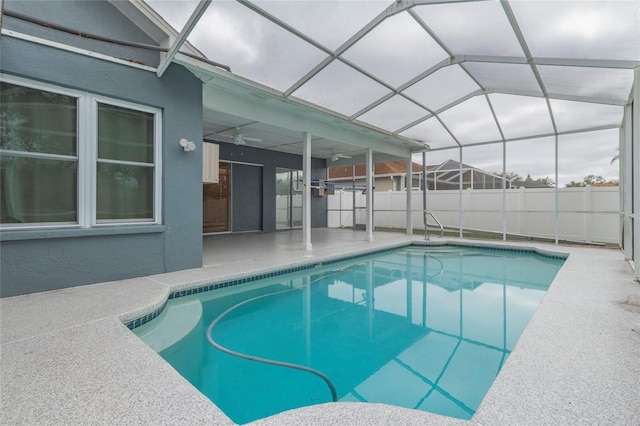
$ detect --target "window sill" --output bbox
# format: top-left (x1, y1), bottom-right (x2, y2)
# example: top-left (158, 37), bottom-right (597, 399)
top-left (0, 225), bottom-right (166, 241)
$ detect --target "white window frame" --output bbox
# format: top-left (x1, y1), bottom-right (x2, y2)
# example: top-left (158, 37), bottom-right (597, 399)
top-left (0, 74), bottom-right (162, 230)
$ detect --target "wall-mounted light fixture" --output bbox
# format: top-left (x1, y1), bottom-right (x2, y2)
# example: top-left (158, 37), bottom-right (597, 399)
top-left (180, 138), bottom-right (196, 152)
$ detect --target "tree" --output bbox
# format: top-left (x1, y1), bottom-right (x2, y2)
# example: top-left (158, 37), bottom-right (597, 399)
top-left (535, 177), bottom-right (555, 187)
top-left (611, 147), bottom-right (619, 165)
top-left (565, 175), bottom-right (618, 187)
top-left (583, 175), bottom-right (606, 185)
top-left (565, 180), bottom-right (586, 188)
top-left (492, 171), bottom-right (522, 181)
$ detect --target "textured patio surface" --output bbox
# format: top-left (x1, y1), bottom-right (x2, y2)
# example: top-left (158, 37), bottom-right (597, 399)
top-left (2, 229), bottom-right (639, 425)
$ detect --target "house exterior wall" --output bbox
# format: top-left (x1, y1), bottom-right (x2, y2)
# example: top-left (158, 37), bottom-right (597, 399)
top-left (1, 33), bottom-right (203, 296)
top-left (3, 0), bottom-right (161, 66)
top-left (217, 142), bottom-right (328, 232)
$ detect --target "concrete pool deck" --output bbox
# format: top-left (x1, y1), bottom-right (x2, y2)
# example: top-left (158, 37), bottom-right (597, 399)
top-left (1, 229), bottom-right (639, 425)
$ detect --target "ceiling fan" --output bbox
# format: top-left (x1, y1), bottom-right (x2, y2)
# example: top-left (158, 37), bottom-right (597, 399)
top-left (220, 128), bottom-right (263, 145)
top-left (330, 150), bottom-right (352, 161)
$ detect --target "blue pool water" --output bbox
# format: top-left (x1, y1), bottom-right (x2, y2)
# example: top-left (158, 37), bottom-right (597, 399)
top-left (134, 245), bottom-right (565, 424)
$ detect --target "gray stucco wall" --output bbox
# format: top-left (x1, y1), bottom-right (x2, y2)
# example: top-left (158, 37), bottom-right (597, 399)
top-left (232, 163), bottom-right (263, 232)
top-left (3, 0), bottom-right (161, 66)
top-left (1, 32), bottom-right (203, 296)
top-left (216, 142), bottom-right (328, 232)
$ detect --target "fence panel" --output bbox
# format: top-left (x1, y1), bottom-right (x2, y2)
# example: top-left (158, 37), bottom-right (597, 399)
top-left (326, 187), bottom-right (619, 244)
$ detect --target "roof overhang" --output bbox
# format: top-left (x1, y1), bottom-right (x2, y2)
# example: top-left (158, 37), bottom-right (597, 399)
top-left (175, 53), bottom-right (424, 159)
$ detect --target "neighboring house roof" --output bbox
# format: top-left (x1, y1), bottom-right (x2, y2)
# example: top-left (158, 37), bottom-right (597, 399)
top-left (329, 160), bottom-right (432, 179)
top-left (590, 183), bottom-right (618, 187)
top-left (511, 180), bottom-right (552, 188)
top-left (434, 159), bottom-right (476, 171)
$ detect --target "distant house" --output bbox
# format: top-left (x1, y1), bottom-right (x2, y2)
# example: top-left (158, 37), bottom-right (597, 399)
top-left (328, 159), bottom-right (511, 191)
top-left (328, 160), bottom-right (426, 191)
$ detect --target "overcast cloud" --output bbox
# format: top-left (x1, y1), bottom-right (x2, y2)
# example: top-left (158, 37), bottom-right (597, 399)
top-left (144, 1), bottom-right (634, 187)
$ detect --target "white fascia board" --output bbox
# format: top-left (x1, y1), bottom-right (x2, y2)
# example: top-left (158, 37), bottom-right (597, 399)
top-left (121, 0), bottom-right (206, 57)
top-left (2, 29), bottom-right (157, 72)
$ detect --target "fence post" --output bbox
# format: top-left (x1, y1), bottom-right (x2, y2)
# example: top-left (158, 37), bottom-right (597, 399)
top-left (585, 185), bottom-right (592, 243)
top-left (518, 186), bottom-right (525, 235)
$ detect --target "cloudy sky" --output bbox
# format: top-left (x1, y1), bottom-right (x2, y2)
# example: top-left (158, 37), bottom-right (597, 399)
top-left (145, 0), bottom-right (635, 186)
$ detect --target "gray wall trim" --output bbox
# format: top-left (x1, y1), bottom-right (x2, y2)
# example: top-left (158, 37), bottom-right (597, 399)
top-left (0, 225), bottom-right (166, 242)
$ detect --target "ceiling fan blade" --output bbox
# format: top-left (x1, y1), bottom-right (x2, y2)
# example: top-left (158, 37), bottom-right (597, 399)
top-left (243, 136), bottom-right (263, 142)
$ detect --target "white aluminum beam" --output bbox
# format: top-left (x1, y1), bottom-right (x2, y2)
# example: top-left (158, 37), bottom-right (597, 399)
top-left (395, 89), bottom-right (484, 134)
top-left (425, 124), bottom-right (624, 152)
top-left (157, 0), bottom-right (211, 77)
top-left (486, 88), bottom-right (628, 107)
top-left (500, 1), bottom-right (559, 138)
top-left (283, 0), bottom-right (411, 98)
top-left (462, 55), bottom-right (638, 70)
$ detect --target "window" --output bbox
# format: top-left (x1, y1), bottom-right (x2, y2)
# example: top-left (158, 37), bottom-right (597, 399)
top-left (0, 76), bottom-right (161, 229)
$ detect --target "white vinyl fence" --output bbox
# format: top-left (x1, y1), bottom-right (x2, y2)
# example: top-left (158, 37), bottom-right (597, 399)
top-left (327, 187), bottom-right (620, 244)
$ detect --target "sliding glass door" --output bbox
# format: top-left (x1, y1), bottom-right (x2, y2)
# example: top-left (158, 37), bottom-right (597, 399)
top-left (276, 168), bottom-right (302, 230)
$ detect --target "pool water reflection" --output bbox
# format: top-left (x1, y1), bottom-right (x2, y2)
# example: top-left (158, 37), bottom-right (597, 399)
top-left (134, 245), bottom-right (565, 424)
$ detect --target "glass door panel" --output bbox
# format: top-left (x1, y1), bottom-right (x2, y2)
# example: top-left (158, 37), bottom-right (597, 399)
top-left (203, 162), bottom-right (230, 233)
top-left (291, 170), bottom-right (303, 228)
top-left (276, 168), bottom-right (291, 230)
top-left (276, 168), bottom-right (303, 229)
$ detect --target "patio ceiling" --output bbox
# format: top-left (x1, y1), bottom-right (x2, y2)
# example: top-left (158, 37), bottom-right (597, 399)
top-left (139, 0), bottom-right (640, 163)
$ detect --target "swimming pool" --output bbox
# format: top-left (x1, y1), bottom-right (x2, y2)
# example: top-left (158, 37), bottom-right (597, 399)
top-left (133, 244), bottom-right (565, 424)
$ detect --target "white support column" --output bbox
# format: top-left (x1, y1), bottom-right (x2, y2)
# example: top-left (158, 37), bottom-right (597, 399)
top-left (422, 152), bottom-right (427, 214)
top-left (502, 140), bottom-right (507, 241)
top-left (554, 135), bottom-right (559, 244)
top-left (622, 105), bottom-right (633, 259)
top-left (302, 132), bottom-right (312, 251)
top-left (459, 147), bottom-right (463, 238)
top-left (365, 148), bottom-right (374, 241)
top-left (632, 67), bottom-right (639, 281)
top-left (406, 157), bottom-right (413, 235)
